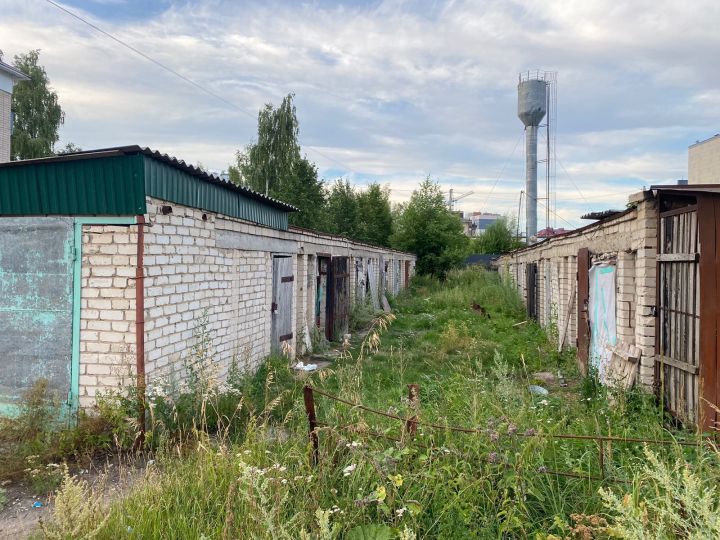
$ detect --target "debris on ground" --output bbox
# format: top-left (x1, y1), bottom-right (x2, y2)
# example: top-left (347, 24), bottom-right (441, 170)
top-left (471, 302), bottom-right (491, 318)
top-left (532, 372), bottom-right (555, 385)
top-left (528, 385), bottom-right (549, 396)
top-left (292, 361), bottom-right (318, 372)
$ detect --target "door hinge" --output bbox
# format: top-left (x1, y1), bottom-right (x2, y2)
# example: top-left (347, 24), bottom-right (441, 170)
top-left (271, 302), bottom-right (278, 313)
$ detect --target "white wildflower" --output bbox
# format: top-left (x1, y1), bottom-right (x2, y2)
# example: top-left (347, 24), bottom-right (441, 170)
top-left (343, 464), bottom-right (357, 476)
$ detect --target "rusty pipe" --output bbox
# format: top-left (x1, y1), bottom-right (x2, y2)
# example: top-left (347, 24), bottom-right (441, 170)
top-left (134, 214), bottom-right (146, 447)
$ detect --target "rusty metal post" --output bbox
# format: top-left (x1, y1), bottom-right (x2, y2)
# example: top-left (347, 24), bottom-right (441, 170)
top-left (406, 384), bottom-right (419, 435)
top-left (303, 385), bottom-right (319, 466)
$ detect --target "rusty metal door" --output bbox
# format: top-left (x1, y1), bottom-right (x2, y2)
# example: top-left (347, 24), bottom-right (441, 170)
top-left (577, 248), bottom-right (590, 376)
top-left (327, 256), bottom-right (350, 341)
top-left (526, 262), bottom-right (538, 320)
top-left (657, 201), bottom-right (701, 425)
top-left (0, 218), bottom-right (75, 414)
top-left (271, 255), bottom-right (294, 353)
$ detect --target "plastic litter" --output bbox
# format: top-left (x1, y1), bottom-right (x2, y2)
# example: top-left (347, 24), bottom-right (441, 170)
top-left (528, 385), bottom-right (549, 396)
top-left (293, 361), bottom-right (318, 372)
top-left (33, 501), bottom-right (43, 508)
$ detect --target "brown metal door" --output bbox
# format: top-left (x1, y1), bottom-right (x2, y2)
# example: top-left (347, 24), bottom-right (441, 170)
top-left (577, 248), bottom-right (590, 376)
top-left (657, 200), bottom-right (701, 425)
top-left (271, 255), bottom-right (294, 353)
top-left (327, 256), bottom-right (350, 341)
top-left (526, 263), bottom-right (538, 320)
top-left (697, 196), bottom-right (720, 430)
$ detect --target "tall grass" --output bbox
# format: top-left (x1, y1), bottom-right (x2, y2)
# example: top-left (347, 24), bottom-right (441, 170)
top-left (35, 268), bottom-right (720, 539)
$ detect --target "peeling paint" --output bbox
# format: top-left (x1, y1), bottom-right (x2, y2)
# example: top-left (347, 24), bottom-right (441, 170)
top-left (0, 218), bottom-right (74, 410)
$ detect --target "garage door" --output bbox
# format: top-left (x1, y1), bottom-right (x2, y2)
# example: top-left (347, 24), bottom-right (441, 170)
top-left (0, 218), bottom-right (75, 414)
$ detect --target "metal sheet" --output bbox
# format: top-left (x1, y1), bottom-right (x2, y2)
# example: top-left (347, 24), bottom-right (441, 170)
top-left (588, 264), bottom-right (617, 381)
top-left (0, 218), bottom-right (74, 412)
top-left (271, 255), bottom-right (294, 353)
top-left (0, 154), bottom-right (145, 216)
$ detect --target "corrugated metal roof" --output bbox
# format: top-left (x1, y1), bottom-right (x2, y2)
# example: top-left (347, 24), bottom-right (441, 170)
top-left (0, 146), bottom-right (296, 230)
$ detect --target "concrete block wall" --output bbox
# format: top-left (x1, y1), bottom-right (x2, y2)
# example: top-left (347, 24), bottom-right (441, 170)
top-left (79, 225), bottom-right (138, 407)
top-left (498, 191), bottom-right (657, 386)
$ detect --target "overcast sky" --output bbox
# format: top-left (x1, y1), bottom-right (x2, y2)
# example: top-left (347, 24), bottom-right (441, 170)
top-left (2, 0), bottom-right (718, 228)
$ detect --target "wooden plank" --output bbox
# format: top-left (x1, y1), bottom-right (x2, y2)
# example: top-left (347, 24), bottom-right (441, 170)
top-left (558, 281), bottom-right (576, 352)
top-left (577, 248), bottom-right (590, 376)
top-left (658, 355), bottom-right (700, 375)
top-left (656, 253), bottom-right (699, 262)
top-left (659, 204), bottom-right (698, 218)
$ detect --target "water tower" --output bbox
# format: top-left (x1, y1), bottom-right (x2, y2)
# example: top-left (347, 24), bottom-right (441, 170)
top-left (518, 72), bottom-right (548, 241)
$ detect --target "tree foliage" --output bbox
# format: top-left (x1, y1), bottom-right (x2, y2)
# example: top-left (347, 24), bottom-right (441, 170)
top-left (391, 178), bottom-right (469, 278)
top-left (10, 50), bottom-right (63, 160)
top-left (230, 94), bottom-right (326, 228)
top-left (234, 94), bottom-right (300, 195)
top-left (356, 183), bottom-right (393, 246)
top-left (472, 217), bottom-right (524, 254)
top-left (324, 180), bottom-right (359, 238)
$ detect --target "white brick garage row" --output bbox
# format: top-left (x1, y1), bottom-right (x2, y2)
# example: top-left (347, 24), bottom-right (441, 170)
top-left (77, 196), bottom-right (415, 407)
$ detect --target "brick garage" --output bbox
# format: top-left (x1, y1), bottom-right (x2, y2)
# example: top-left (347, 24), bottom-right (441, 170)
top-left (497, 190), bottom-right (658, 386)
top-left (0, 146), bottom-right (415, 414)
top-left (499, 185), bottom-right (720, 429)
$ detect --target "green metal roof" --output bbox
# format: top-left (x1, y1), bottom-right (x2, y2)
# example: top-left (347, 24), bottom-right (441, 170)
top-left (0, 146), bottom-right (295, 230)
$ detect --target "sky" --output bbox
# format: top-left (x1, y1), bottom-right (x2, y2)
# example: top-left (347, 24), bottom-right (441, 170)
top-left (1, 0), bottom-right (718, 229)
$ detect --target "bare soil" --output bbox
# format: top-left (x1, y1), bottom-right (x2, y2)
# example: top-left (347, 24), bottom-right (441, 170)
top-left (0, 454), bottom-right (149, 540)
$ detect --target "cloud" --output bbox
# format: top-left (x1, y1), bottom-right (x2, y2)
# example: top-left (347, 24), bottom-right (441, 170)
top-left (1, 0), bottom-right (717, 228)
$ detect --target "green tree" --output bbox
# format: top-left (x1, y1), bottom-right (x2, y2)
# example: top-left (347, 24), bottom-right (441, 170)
top-left (325, 179), bottom-right (359, 238)
top-left (235, 93), bottom-right (300, 195)
top-left (10, 50), bottom-right (64, 160)
top-left (280, 158), bottom-right (326, 229)
top-left (230, 94), bottom-right (326, 228)
top-left (356, 183), bottom-right (393, 246)
top-left (473, 216), bottom-right (524, 254)
top-left (391, 177), bottom-right (469, 278)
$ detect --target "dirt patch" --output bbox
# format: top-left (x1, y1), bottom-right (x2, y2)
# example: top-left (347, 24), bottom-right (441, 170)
top-left (0, 454), bottom-right (150, 539)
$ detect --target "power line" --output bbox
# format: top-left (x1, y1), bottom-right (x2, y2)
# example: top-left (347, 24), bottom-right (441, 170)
top-left (478, 131), bottom-right (524, 211)
top-left (43, 0), bottom-right (362, 175)
top-left (557, 156), bottom-right (587, 202)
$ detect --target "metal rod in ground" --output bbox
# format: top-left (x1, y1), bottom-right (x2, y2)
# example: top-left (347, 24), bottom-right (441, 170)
top-left (303, 385), bottom-right (319, 466)
top-left (406, 384), bottom-right (420, 435)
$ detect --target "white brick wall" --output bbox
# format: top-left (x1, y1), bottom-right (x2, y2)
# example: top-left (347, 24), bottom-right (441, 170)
top-left (499, 192), bottom-right (658, 387)
top-left (76, 196), bottom-right (416, 406)
top-left (79, 225), bottom-right (138, 407)
top-left (0, 90), bottom-right (11, 163)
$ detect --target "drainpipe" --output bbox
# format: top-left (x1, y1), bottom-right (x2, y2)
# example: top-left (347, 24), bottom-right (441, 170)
top-left (134, 215), bottom-right (147, 447)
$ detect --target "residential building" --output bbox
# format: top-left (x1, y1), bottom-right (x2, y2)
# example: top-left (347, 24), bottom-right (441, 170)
top-left (0, 58), bottom-right (29, 162)
top-left (689, 134), bottom-right (720, 184)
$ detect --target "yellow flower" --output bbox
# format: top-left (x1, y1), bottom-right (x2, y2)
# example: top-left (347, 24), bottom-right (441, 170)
top-left (388, 474), bottom-right (403, 488)
top-left (374, 485), bottom-right (387, 502)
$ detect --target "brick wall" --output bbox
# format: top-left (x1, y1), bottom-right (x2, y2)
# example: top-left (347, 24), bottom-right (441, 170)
top-left (76, 197), bottom-right (415, 406)
top-left (498, 191), bottom-right (657, 386)
top-left (79, 224), bottom-right (137, 407)
top-left (0, 90), bottom-right (11, 163)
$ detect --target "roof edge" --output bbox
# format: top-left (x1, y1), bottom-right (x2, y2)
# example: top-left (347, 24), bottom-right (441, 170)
top-left (0, 60), bottom-right (30, 81)
top-left (0, 145), bottom-right (298, 213)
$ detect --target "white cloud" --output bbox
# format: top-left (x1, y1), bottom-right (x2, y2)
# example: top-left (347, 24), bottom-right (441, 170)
top-left (1, 0), bottom-right (717, 227)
